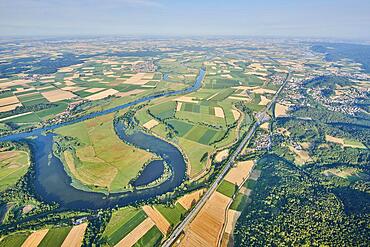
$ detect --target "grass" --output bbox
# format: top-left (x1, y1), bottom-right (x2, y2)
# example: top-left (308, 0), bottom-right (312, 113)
top-left (0, 232), bottom-right (30, 247)
top-left (182, 102), bottom-right (200, 113)
top-left (229, 193), bottom-right (247, 211)
top-left (0, 151), bottom-right (30, 192)
top-left (178, 138), bottom-right (213, 177)
top-left (21, 98), bottom-right (49, 107)
top-left (36, 102), bottom-right (69, 119)
top-left (184, 125), bottom-right (225, 145)
top-left (154, 203), bottom-right (187, 226)
top-left (4, 113), bottom-right (41, 124)
top-left (133, 226), bottom-right (163, 247)
top-left (55, 113), bottom-right (153, 192)
top-left (148, 101), bottom-right (176, 120)
top-left (38, 226), bottom-right (72, 247)
top-left (244, 179), bottom-right (257, 189)
top-left (175, 111), bottom-right (225, 126)
top-left (17, 93), bottom-right (43, 102)
top-left (207, 88), bottom-right (235, 101)
top-left (217, 180), bottom-right (238, 198)
top-left (136, 109), bottom-right (153, 126)
top-left (102, 207), bottom-right (147, 246)
top-left (343, 139), bottom-right (367, 149)
top-left (166, 119), bottom-right (193, 137)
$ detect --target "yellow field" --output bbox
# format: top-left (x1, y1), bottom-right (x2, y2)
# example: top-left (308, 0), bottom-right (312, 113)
top-left (41, 89), bottom-right (77, 102)
top-left (177, 189), bottom-right (206, 210)
top-left (260, 122), bottom-right (269, 130)
top-left (21, 229), bottom-right (49, 247)
top-left (288, 145), bottom-right (312, 165)
top-left (214, 149), bottom-right (229, 162)
top-left (143, 119), bottom-right (160, 130)
top-left (224, 209), bottom-right (241, 234)
top-left (85, 88), bottom-right (119, 101)
top-left (142, 206), bottom-right (170, 235)
top-left (61, 223), bottom-right (88, 247)
top-left (325, 135), bottom-right (366, 149)
top-left (176, 102), bottom-right (182, 111)
top-left (214, 107), bottom-right (225, 118)
top-left (258, 95), bottom-right (270, 106)
top-left (0, 96), bottom-right (19, 106)
top-left (224, 160), bottom-right (254, 186)
top-left (231, 109), bottom-right (241, 121)
top-left (275, 103), bottom-right (289, 117)
top-left (115, 218), bottom-right (154, 247)
top-left (179, 192), bottom-right (231, 247)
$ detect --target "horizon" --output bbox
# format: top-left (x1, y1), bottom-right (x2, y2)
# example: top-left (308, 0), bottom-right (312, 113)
top-left (1, 0), bottom-right (370, 41)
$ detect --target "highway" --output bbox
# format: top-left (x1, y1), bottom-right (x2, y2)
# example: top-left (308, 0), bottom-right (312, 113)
top-left (162, 71), bottom-right (291, 247)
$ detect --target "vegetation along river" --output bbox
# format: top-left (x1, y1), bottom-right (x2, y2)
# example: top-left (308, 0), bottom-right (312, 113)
top-left (0, 68), bottom-right (206, 210)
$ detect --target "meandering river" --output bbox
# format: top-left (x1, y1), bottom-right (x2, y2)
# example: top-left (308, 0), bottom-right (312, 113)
top-left (0, 68), bottom-right (206, 210)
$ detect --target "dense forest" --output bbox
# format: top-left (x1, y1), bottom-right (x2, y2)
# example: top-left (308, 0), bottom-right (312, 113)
top-left (234, 154), bottom-right (369, 246)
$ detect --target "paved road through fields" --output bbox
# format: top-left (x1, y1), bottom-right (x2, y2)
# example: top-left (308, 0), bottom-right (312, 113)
top-left (162, 71), bottom-right (291, 247)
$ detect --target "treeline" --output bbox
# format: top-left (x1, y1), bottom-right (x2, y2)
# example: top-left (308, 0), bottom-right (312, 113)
top-left (234, 154), bottom-right (369, 246)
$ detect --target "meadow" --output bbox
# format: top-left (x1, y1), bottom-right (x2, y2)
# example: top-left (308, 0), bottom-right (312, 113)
top-left (0, 150), bottom-right (29, 192)
top-left (0, 232), bottom-right (30, 247)
top-left (55, 113), bottom-right (154, 192)
top-left (154, 203), bottom-right (187, 226)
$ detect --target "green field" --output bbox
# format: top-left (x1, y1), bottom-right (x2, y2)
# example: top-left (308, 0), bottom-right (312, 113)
top-left (55, 113), bottom-right (153, 192)
top-left (38, 226), bottom-right (72, 247)
top-left (229, 192), bottom-right (247, 211)
top-left (166, 119), bottom-right (193, 137)
top-left (0, 232), bottom-right (30, 247)
top-left (0, 150), bottom-right (30, 192)
top-left (148, 101), bottom-right (176, 120)
top-left (102, 207), bottom-right (147, 246)
top-left (21, 98), bottom-right (49, 107)
top-left (184, 125), bottom-right (225, 145)
top-left (343, 139), bottom-right (367, 149)
top-left (154, 203), bottom-right (187, 226)
top-left (133, 226), bottom-right (163, 247)
top-left (217, 180), bottom-right (237, 198)
top-left (244, 179), bottom-right (257, 189)
top-left (36, 102), bottom-right (69, 119)
top-left (4, 113), bottom-right (41, 124)
top-left (178, 138), bottom-right (213, 176)
top-left (175, 110), bottom-right (225, 126)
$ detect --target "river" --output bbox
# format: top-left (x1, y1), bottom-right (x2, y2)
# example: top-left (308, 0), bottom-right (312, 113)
top-left (0, 68), bottom-right (206, 210)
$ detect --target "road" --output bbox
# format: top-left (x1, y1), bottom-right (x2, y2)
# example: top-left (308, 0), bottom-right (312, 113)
top-left (162, 71), bottom-right (291, 247)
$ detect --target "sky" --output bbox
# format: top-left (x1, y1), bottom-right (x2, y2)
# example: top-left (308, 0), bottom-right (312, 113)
top-left (0, 0), bottom-right (370, 40)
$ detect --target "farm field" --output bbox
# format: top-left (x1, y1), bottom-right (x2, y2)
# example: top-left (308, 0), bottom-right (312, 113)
top-left (0, 150), bottom-right (30, 192)
top-left (142, 206), bottom-right (171, 235)
top-left (2, 37), bottom-right (361, 247)
top-left (38, 227), bottom-right (72, 247)
top-left (132, 55), bottom-right (280, 180)
top-left (325, 135), bottom-right (366, 149)
top-left (21, 229), bottom-right (49, 247)
top-left (61, 223), bottom-right (88, 247)
top-left (154, 203), bottom-right (187, 227)
top-left (179, 191), bottom-right (231, 247)
top-left (55, 113), bottom-right (154, 192)
top-left (102, 207), bottom-right (148, 246)
top-left (0, 232), bottom-right (30, 247)
top-left (177, 189), bottom-right (206, 210)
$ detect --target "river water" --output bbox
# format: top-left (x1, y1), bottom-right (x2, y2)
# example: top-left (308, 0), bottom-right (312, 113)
top-left (0, 68), bottom-right (206, 210)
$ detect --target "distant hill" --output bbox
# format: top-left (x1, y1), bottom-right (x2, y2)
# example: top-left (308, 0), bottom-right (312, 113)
top-left (311, 42), bottom-right (370, 73)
